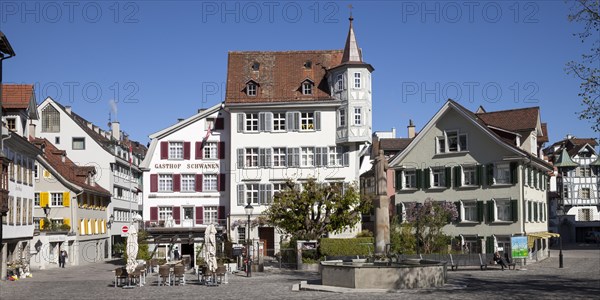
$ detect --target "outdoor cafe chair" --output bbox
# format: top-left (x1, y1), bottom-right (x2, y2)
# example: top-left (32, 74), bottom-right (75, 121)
top-left (114, 267), bottom-right (128, 287)
top-left (173, 265), bottom-right (186, 286)
top-left (157, 265), bottom-right (171, 286)
top-left (215, 265), bottom-right (226, 284)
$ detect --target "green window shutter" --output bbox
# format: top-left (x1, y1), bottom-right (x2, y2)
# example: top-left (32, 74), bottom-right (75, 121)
top-left (455, 201), bottom-right (461, 222)
top-left (511, 199), bottom-right (519, 222)
top-left (445, 167), bottom-right (452, 188)
top-left (534, 202), bottom-right (538, 222)
top-left (488, 201), bottom-right (495, 223)
top-left (510, 162), bottom-right (518, 184)
top-left (454, 166), bottom-right (462, 188)
top-left (396, 204), bottom-right (403, 223)
top-left (527, 167), bottom-right (532, 186)
top-left (486, 236), bottom-right (495, 254)
top-left (416, 169), bottom-right (422, 189)
top-left (487, 164), bottom-right (494, 186)
top-left (423, 168), bottom-right (430, 189)
top-left (528, 201), bottom-right (532, 222)
top-left (533, 170), bottom-right (538, 188)
top-left (476, 164), bottom-right (483, 186)
top-left (395, 170), bottom-right (403, 191)
top-left (477, 201), bottom-right (484, 223)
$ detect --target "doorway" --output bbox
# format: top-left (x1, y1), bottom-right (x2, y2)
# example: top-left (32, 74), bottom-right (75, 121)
top-left (258, 227), bottom-right (275, 257)
top-left (181, 243), bottom-right (194, 268)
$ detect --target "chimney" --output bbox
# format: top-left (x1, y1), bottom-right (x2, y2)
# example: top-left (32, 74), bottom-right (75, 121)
top-left (391, 127), bottom-right (396, 138)
top-left (61, 152), bottom-right (66, 163)
top-left (65, 106), bottom-right (72, 114)
top-left (566, 134), bottom-right (573, 140)
top-left (407, 119), bottom-right (416, 139)
top-left (177, 118), bottom-right (184, 123)
top-left (29, 122), bottom-right (36, 138)
top-left (111, 121), bottom-right (121, 141)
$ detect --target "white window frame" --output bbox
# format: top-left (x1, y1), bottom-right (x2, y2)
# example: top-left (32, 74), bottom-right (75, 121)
top-left (463, 165), bottom-right (477, 186)
top-left (245, 148), bottom-right (259, 168)
top-left (494, 163), bottom-right (511, 185)
top-left (328, 146), bottom-right (344, 167)
top-left (158, 174), bottom-right (173, 192)
top-left (300, 112), bottom-right (315, 131)
top-left (203, 142), bottom-right (218, 159)
top-left (354, 72), bottom-right (361, 88)
top-left (158, 207), bottom-right (173, 221)
top-left (302, 82), bottom-right (312, 95)
top-left (247, 83), bottom-right (257, 96)
top-left (168, 142), bottom-right (184, 159)
top-left (245, 113), bottom-right (259, 132)
top-left (273, 113), bottom-right (286, 132)
top-left (436, 130), bottom-right (468, 154)
top-left (339, 109), bottom-right (346, 127)
top-left (462, 200), bottom-right (478, 222)
top-left (431, 167), bottom-right (445, 188)
top-left (353, 107), bottom-right (362, 126)
top-left (495, 199), bottom-right (512, 222)
top-left (204, 206), bottom-right (218, 225)
top-left (581, 188), bottom-right (591, 199)
top-left (336, 74), bottom-right (344, 90)
top-left (301, 147), bottom-right (314, 167)
top-left (51, 193), bottom-right (63, 207)
top-left (404, 169), bottom-right (417, 189)
top-left (246, 183), bottom-right (259, 205)
top-left (181, 174), bottom-right (195, 192)
top-left (41, 105), bottom-right (60, 132)
top-left (273, 147), bottom-right (286, 167)
top-left (203, 174), bottom-right (218, 192)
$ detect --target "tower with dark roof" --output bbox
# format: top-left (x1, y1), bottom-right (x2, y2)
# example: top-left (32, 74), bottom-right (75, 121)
top-left (329, 16), bottom-right (374, 145)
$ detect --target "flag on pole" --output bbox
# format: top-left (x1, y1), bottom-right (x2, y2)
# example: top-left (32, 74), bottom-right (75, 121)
top-left (129, 144), bottom-right (133, 166)
top-left (204, 124), bottom-right (212, 142)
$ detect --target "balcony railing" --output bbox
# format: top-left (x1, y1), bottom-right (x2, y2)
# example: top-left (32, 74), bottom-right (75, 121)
top-left (143, 218), bottom-right (226, 229)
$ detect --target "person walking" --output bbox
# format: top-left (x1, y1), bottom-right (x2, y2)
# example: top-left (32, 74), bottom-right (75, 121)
top-left (59, 250), bottom-right (68, 268)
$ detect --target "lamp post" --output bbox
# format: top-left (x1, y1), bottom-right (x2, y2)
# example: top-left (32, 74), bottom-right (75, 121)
top-left (107, 214), bottom-right (114, 229)
top-left (42, 204), bottom-right (51, 230)
top-left (556, 205), bottom-right (564, 268)
top-left (43, 204), bottom-right (51, 219)
top-left (244, 202), bottom-right (253, 277)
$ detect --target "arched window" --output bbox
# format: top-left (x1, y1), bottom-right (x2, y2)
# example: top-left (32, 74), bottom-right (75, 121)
top-left (41, 105), bottom-right (60, 132)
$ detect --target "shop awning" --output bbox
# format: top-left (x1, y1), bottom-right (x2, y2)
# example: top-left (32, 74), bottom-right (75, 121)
top-left (527, 232), bottom-right (560, 248)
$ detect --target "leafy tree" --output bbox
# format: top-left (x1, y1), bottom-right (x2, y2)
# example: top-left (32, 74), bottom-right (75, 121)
top-left (390, 199), bottom-right (458, 254)
top-left (566, 0), bottom-right (600, 131)
top-left (264, 178), bottom-right (370, 241)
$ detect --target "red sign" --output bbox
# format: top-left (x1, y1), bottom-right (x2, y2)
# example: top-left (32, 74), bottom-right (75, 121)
top-left (121, 225), bottom-right (129, 234)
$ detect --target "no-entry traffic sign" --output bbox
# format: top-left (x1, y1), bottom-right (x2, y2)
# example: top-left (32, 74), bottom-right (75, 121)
top-left (121, 225), bottom-right (129, 234)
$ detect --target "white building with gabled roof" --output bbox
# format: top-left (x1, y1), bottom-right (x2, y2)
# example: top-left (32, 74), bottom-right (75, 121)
top-left (140, 103), bottom-right (229, 264)
top-left (33, 97), bottom-right (146, 258)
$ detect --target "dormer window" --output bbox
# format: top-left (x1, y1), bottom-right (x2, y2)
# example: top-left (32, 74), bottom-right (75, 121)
top-left (336, 74), bottom-right (344, 91)
top-left (302, 82), bottom-right (313, 95)
top-left (304, 61), bottom-right (312, 69)
top-left (246, 81), bottom-right (258, 96)
top-left (251, 62), bottom-right (260, 71)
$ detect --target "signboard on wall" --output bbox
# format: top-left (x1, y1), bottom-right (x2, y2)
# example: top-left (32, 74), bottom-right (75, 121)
top-left (511, 236), bottom-right (528, 258)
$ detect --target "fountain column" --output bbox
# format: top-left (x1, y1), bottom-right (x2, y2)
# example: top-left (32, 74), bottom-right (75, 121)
top-left (373, 150), bottom-right (390, 255)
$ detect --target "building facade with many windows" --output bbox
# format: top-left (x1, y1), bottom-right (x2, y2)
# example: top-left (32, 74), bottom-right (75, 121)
top-left (140, 103), bottom-right (228, 263)
top-left (544, 137), bottom-right (600, 243)
top-left (389, 100), bottom-right (554, 261)
top-left (34, 97), bottom-right (146, 258)
top-left (225, 17), bottom-right (373, 255)
top-left (30, 138), bottom-right (111, 269)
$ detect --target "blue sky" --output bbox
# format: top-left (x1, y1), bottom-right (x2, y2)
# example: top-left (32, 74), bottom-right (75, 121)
top-left (1, 1), bottom-right (598, 147)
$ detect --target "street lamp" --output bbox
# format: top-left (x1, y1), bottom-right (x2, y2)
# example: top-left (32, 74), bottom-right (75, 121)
top-left (107, 214), bottom-right (114, 229)
top-left (43, 204), bottom-right (51, 218)
top-left (556, 205), bottom-right (564, 268)
top-left (244, 202), bottom-right (253, 277)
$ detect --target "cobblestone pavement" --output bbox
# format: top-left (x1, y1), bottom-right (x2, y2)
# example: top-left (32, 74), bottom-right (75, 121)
top-left (1, 243), bottom-right (598, 300)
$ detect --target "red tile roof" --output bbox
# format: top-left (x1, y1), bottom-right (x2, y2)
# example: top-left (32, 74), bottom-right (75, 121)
top-left (476, 107), bottom-right (540, 132)
top-left (225, 50), bottom-right (343, 103)
top-left (2, 84), bottom-right (34, 109)
top-left (30, 138), bottom-right (111, 196)
top-left (539, 123), bottom-right (548, 143)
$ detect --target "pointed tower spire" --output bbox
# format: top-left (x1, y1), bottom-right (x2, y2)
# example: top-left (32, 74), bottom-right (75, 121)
top-left (341, 15), bottom-right (362, 63)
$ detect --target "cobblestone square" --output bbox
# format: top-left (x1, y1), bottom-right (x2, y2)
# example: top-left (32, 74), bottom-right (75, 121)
top-left (1, 245), bottom-right (598, 300)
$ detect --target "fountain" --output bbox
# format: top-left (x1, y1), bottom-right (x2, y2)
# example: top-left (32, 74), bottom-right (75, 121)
top-left (317, 150), bottom-right (447, 290)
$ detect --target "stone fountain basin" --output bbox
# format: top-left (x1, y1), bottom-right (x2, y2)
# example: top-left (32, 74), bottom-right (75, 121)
top-left (320, 260), bottom-right (447, 289)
